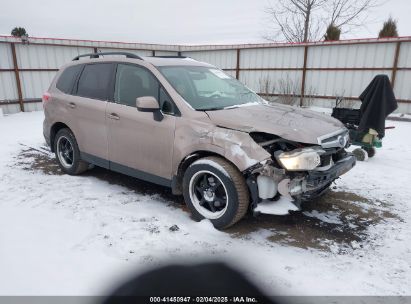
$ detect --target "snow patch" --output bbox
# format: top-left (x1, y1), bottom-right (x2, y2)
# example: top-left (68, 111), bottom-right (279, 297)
top-left (309, 106), bottom-right (333, 115)
top-left (255, 196), bottom-right (299, 215)
top-left (193, 159), bottom-right (230, 178)
top-left (195, 219), bottom-right (223, 235)
top-left (224, 102), bottom-right (260, 109)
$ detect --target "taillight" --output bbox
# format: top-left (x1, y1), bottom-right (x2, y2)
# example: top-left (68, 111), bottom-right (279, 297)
top-left (42, 92), bottom-right (51, 108)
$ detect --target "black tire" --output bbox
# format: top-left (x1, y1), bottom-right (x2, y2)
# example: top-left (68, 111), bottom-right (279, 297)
top-left (364, 146), bottom-right (376, 158)
top-left (54, 128), bottom-right (88, 175)
top-left (352, 148), bottom-right (367, 161)
top-left (183, 156), bottom-right (249, 229)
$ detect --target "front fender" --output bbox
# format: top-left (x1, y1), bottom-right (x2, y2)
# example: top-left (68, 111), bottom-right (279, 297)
top-left (173, 118), bottom-right (270, 173)
top-left (210, 127), bottom-right (271, 171)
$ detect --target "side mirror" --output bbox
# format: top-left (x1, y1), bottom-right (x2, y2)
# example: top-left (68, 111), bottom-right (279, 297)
top-left (136, 96), bottom-right (163, 122)
top-left (136, 96), bottom-right (160, 112)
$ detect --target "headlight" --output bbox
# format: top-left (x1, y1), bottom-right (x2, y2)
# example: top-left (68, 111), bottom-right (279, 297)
top-left (275, 148), bottom-right (322, 171)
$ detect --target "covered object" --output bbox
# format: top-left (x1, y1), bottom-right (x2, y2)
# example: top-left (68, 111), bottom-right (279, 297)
top-left (358, 75), bottom-right (398, 138)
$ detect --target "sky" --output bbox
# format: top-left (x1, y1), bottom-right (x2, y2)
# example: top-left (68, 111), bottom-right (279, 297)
top-left (0, 0), bottom-right (410, 45)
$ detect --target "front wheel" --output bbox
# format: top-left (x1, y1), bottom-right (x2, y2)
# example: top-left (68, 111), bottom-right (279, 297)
top-left (183, 157), bottom-right (249, 229)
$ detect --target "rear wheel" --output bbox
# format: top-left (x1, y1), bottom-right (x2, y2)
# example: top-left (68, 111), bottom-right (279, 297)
top-left (183, 157), bottom-right (249, 229)
top-left (54, 128), bottom-right (88, 175)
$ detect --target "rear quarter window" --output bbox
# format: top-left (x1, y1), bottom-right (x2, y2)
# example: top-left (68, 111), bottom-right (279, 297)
top-left (56, 64), bottom-right (83, 94)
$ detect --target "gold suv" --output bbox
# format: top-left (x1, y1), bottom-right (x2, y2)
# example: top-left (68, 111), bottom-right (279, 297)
top-left (43, 52), bottom-right (355, 229)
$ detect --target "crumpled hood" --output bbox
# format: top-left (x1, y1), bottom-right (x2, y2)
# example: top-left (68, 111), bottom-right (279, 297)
top-left (206, 103), bottom-right (345, 144)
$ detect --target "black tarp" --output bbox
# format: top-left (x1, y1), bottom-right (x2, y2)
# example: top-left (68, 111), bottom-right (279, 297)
top-left (358, 75), bottom-right (398, 138)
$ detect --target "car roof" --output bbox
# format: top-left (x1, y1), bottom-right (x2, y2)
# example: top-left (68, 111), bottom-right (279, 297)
top-left (67, 54), bottom-right (214, 69)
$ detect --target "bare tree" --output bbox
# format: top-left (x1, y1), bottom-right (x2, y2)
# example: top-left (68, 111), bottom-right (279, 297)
top-left (265, 0), bottom-right (326, 43)
top-left (326, 0), bottom-right (378, 31)
top-left (259, 75), bottom-right (300, 106)
top-left (259, 76), bottom-right (275, 100)
top-left (265, 0), bottom-right (380, 42)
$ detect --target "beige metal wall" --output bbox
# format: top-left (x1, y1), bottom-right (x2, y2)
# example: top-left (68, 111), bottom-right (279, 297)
top-left (1, 35), bottom-right (410, 114)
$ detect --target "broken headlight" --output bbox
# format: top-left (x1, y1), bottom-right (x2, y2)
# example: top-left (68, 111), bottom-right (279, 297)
top-left (275, 147), bottom-right (322, 171)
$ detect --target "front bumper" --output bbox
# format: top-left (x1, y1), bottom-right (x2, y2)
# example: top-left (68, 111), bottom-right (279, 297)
top-left (306, 154), bottom-right (356, 191)
top-left (249, 153), bottom-right (356, 207)
top-left (301, 154), bottom-right (356, 200)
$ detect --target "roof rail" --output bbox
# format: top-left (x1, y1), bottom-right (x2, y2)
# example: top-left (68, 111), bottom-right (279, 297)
top-left (152, 55), bottom-right (188, 59)
top-left (72, 52), bottom-right (143, 61)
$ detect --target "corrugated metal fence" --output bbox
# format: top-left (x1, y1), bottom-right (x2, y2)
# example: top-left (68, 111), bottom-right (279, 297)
top-left (1, 35), bottom-right (410, 114)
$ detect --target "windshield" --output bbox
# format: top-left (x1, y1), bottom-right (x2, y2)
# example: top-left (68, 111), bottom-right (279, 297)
top-left (157, 66), bottom-right (263, 110)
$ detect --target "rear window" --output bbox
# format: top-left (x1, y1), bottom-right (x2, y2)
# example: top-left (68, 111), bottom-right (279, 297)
top-left (56, 64), bottom-right (83, 94)
top-left (76, 63), bottom-right (114, 100)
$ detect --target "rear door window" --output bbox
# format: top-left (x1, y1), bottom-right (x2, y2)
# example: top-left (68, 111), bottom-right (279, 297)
top-left (76, 63), bottom-right (114, 100)
top-left (56, 64), bottom-right (83, 94)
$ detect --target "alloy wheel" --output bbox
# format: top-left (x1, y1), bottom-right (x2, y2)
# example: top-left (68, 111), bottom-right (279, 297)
top-left (189, 170), bottom-right (228, 219)
top-left (57, 136), bottom-right (74, 168)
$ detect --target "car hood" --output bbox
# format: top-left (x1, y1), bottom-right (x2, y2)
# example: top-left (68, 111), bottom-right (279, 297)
top-left (206, 103), bottom-right (345, 144)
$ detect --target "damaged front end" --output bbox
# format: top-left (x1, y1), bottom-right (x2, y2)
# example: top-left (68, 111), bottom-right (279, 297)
top-left (245, 130), bottom-right (356, 212)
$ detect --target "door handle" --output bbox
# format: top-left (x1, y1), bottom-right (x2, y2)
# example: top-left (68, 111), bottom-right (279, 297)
top-left (68, 102), bottom-right (76, 109)
top-left (108, 113), bottom-right (120, 120)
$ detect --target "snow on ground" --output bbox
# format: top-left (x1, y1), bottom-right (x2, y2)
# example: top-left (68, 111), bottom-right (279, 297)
top-left (0, 111), bottom-right (410, 296)
top-left (255, 197), bottom-right (299, 215)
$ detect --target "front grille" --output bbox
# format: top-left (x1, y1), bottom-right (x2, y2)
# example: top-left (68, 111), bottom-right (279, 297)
top-left (318, 130), bottom-right (349, 149)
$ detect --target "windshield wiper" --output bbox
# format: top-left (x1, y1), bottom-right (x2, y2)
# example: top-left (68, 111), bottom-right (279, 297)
top-left (239, 91), bottom-right (253, 96)
top-left (200, 105), bottom-right (248, 111)
top-left (197, 107), bottom-right (225, 111)
top-left (223, 105), bottom-right (239, 109)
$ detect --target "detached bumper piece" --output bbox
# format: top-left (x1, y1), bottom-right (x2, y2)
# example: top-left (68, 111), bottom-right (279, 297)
top-left (302, 154), bottom-right (356, 200)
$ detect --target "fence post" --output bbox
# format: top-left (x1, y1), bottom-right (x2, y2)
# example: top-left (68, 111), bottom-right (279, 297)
top-left (235, 49), bottom-right (240, 80)
top-left (391, 41), bottom-right (401, 89)
top-left (10, 43), bottom-right (24, 112)
top-left (300, 45), bottom-right (308, 107)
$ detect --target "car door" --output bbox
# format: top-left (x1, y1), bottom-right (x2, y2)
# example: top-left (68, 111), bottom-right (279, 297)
top-left (70, 63), bottom-right (115, 167)
top-left (106, 63), bottom-right (177, 185)
top-left (52, 63), bottom-right (84, 134)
